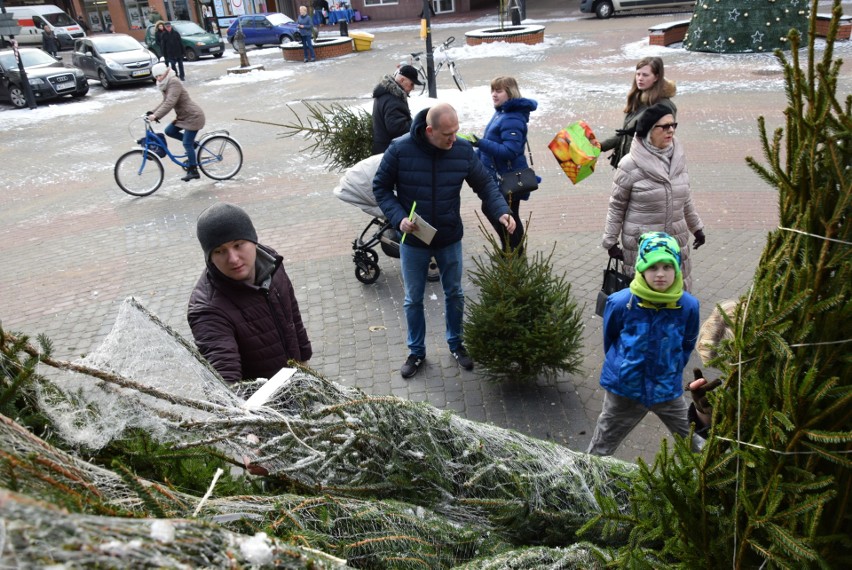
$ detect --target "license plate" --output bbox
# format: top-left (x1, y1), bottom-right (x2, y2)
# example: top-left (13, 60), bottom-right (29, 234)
top-left (132, 70), bottom-right (150, 77)
top-left (57, 81), bottom-right (75, 90)
top-left (210, 46), bottom-right (221, 52)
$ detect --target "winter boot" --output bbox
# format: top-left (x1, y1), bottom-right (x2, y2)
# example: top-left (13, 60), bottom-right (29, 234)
top-left (181, 166), bottom-right (200, 182)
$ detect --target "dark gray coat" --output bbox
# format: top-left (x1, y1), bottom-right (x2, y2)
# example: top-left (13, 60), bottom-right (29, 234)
top-left (371, 75), bottom-right (412, 155)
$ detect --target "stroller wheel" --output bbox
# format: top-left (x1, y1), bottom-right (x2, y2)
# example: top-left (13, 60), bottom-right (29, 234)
top-left (365, 247), bottom-right (379, 263)
top-left (355, 258), bottom-right (381, 284)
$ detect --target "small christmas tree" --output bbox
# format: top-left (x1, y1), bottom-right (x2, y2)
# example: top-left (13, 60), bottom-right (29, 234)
top-left (464, 221), bottom-right (584, 383)
top-left (684, 0), bottom-right (809, 53)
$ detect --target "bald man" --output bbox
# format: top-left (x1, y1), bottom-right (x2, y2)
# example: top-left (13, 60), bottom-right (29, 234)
top-left (373, 103), bottom-right (515, 378)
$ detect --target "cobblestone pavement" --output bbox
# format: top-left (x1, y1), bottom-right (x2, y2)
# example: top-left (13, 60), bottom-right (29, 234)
top-left (2, 4), bottom-right (849, 463)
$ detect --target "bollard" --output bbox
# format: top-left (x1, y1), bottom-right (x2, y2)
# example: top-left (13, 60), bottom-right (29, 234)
top-left (510, 7), bottom-right (521, 26)
top-left (339, 20), bottom-right (348, 36)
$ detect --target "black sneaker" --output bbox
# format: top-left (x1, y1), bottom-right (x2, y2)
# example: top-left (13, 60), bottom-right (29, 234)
top-left (452, 346), bottom-right (474, 371)
top-left (401, 354), bottom-right (424, 378)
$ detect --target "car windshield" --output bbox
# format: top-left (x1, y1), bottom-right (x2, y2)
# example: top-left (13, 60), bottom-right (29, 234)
top-left (266, 13), bottom-right (294, 25)
top-left (172, 21), bottom-right (207, 36)
top-left (44, 13), bottom-right (76, 27)
top-left (0, 49), bottom-right (56, 70)
top-left (93, 35), bottom-right (145, 53)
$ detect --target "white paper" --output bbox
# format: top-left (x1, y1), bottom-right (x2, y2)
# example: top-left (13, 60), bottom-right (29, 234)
top-left (410, 212), bottom-right (437, 245)
top-left (242, 367), bottom-right (297, 409)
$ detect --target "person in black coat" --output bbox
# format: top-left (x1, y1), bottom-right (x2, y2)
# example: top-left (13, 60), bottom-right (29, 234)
top-left (160, 22), bottom-right (185, 81)
top-left (371, 65), bottom-right (421, 155)
top-left (42, 25), bottom-right (59, 57)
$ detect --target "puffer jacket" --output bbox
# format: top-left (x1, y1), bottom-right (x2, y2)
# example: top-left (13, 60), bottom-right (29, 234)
top-left (151, 73), bottom-right (205, 131)
top-left (187, 244), bottom-right (312, 383)
top-left (160, 28), bottom-right (184, 60)
top-left (601, 136), bottom-right (703, 290)
top-left (600, 287), bottom-right (699, 408)
top-left (373, 108), bottom-right (510, 249)
top-left (475, 97), bottom-right (538, 201)
top-left (600, 80), bottom-right (676, 169)
top-left (371, 75), bottom-right (412, 155)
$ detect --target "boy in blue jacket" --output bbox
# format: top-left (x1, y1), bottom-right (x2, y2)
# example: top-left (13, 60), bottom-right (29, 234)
top-left (587, 231), bottom-right (704, 456)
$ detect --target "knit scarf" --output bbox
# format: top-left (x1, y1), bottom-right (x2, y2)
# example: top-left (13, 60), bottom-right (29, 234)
top-left (629, 271), bottom-right (684, 308)
top-left (641, 136), bottom-right (674, 172)
top-left (157, 73), bottom-right (172, 92)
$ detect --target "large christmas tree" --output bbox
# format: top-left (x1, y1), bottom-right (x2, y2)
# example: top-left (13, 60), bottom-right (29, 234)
top-left (684, 0), bottom-right (810, 53)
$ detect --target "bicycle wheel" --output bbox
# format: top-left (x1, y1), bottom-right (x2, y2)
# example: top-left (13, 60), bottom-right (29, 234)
top-left (449, 62), bottom-right (466, 91)
top-left (197, 135), bottom-right (243, 180)
top-left (114, 149), bottom-right (164, 197)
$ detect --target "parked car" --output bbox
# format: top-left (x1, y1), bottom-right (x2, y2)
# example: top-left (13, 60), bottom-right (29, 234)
top-left (0, 47), bottom-right (88, 108)
top-left (144, 20), bottom-right (225, 61)
top-left (580, 0), bottom-right (695, 19)
top-left (226, 13), bottom-right (300, 49)
top-left (72, 34), bottom-right (158, 89)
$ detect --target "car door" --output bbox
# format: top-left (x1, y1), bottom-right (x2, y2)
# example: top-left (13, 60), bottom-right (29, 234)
top-left (0, 61), bottom-right (13, 104)
top-left (74, 40), bottom-right (96, 79)
top-left (257, 16), bottom-right (275, 46)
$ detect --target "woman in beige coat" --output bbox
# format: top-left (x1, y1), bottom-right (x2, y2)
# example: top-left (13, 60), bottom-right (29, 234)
top-left (147, 62), bottom-right (206, 181)
top-left (602, 103), bottom-right (705, 291)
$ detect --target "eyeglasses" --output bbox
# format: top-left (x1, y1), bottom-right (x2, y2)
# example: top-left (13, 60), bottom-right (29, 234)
top-left (653, 123), bottom-right (678, 131)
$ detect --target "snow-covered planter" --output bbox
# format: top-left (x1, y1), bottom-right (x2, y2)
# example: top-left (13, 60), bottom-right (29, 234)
top-left (280, 36), bottom-right (353, 62)
top-left (465, 24), bottom-right (545, 46)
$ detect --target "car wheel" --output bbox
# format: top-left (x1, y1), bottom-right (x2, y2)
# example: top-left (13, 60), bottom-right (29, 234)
top-left (280, 34), bottom-right (294, 45)
top-left (9, 85), bottom-right (27, 108)
top-left (98, 69), bottom-right (111, 89)
top-left (184, 48), bottom-right (199, 62)
top-left (595, 0), bottom-right (614, 19)
top-left (213, 52), bottom-right (224, 58)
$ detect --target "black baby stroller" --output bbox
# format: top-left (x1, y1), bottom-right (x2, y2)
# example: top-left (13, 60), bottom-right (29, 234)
top-left (334, 155), bottom-right (400, 284)
top-left (334, 155), bottom-right (439, 284)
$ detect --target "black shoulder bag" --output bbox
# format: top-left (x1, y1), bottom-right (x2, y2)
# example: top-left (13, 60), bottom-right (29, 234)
top-left (498, 141), bottom-right (538, 198)
top-left (595, 258), bottom-right (631, 317)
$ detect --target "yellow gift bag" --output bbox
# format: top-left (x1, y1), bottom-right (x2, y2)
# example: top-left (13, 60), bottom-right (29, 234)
top-left (548, 121), bottom-right (602, 185)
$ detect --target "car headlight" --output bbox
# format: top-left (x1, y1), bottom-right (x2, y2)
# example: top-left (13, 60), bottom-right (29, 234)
top-left (105, 58), bottom-right (123, 70)
top-left (195, 41), bottom-right (205, 46)
top-left (28, 77), bottom-right (45, 86)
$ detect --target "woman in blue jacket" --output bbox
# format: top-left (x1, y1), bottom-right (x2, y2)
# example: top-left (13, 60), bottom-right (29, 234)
top-left (472, 76), bottom-right (537, 253)
top-left (296, 6), bottom-right (316, 62)
top-left (587, 232), bottom-right (704, 456)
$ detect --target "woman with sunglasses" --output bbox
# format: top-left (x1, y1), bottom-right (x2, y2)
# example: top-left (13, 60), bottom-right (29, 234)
top-left (600, 57), bottom-right (676, 169)
top-left (601, 103), bottom-right (705, 291)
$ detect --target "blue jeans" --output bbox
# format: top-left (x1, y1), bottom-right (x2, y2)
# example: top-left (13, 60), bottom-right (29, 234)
top-left (400, 240), bottom-right (464, 357)
top-left (165, 123), bottom-right (199, 167)
top-left (301, 35), bottom-right (316, 60)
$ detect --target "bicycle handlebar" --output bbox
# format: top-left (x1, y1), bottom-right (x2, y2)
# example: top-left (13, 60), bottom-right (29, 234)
top-left (410, 37), bottom-right (456, 60)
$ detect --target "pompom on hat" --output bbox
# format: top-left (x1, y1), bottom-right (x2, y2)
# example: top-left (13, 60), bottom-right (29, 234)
top-left (636, 231), bottom-right (681, 275)
top-left (196, 202), bottom-right (258, 261)
top-left (634, 102), bottom-right (677, 138)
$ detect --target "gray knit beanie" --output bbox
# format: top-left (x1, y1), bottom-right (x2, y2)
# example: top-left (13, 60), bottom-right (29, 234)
top-left (196, 202), bottom-right (258, 260)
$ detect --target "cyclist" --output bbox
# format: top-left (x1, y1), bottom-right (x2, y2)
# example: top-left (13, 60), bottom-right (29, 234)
top-left (147, 62), bottom-right (206, 182)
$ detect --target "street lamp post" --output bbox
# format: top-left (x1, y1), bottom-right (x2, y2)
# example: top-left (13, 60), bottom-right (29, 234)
top-left (422, 0), bottom-right (436, 98)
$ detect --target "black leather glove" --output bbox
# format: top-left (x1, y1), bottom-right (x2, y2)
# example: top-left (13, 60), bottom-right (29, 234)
top-left (146, 111), bottom-right (154, 116)
top-left (693, 229), bottom-right (706, 249)
top-left (470, 134), bottom-right (480, 147)
top-left (608, 244), bottom-right (624, 261)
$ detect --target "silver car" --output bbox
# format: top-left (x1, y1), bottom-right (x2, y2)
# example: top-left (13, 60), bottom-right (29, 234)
top-left (72, 34), bottom-right (158, 89)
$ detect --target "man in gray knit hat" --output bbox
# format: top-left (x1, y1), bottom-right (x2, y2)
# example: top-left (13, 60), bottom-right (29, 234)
top-left (187, 202), bottom-right (312, 383)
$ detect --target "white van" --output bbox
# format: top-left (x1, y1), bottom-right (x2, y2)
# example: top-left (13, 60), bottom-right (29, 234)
top-left (580, 0), bottom-right (695, 19)
top-left (6, 5), bottom-right (86, 50)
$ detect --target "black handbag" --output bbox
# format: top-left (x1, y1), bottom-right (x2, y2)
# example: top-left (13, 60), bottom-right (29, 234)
top-left (595, 258), bottom-right (631, 317)
top-left (499, 141), bottom-right (538, 197)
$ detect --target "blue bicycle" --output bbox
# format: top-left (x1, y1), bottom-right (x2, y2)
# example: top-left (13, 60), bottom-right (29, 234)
top-left (114, 116), bottom-right (244, 196)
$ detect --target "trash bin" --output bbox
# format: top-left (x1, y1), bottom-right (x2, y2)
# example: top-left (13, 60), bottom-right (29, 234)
top-left (339, 20), bottom-right (348, 36)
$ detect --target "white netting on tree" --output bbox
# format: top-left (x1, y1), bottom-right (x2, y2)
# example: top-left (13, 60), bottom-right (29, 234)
top-left (15, 297), bottom-right (638, 566)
